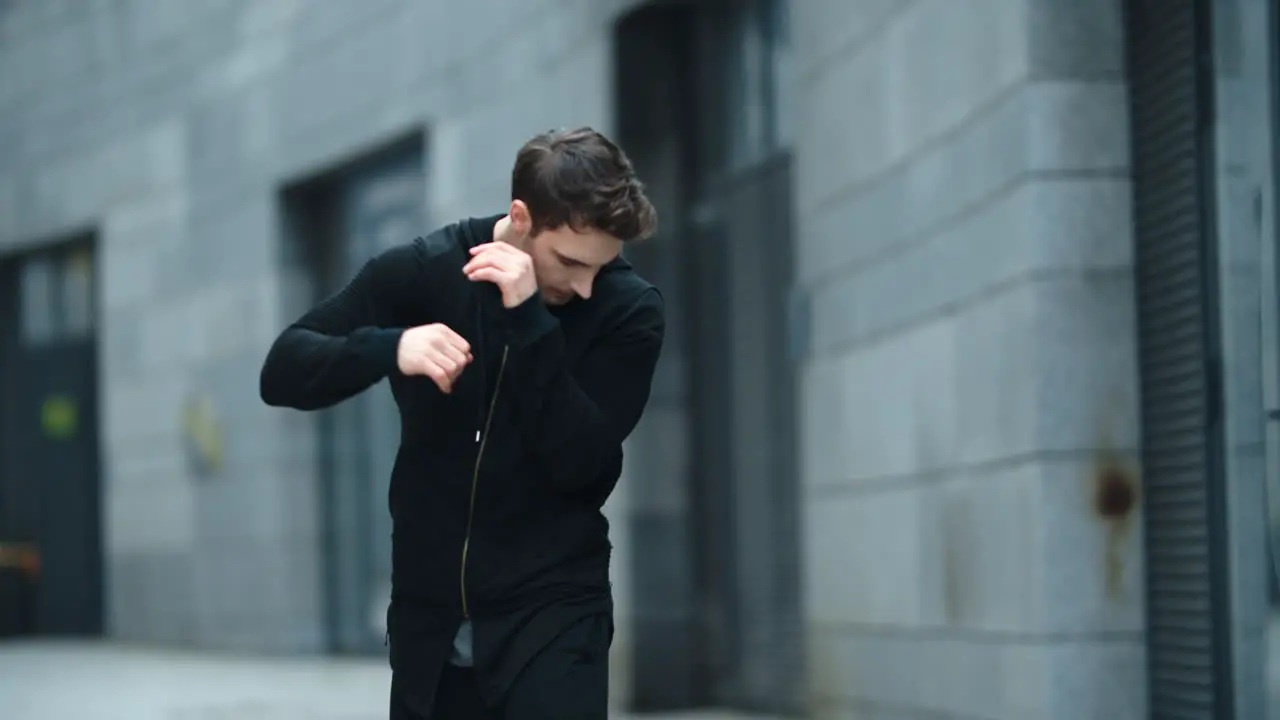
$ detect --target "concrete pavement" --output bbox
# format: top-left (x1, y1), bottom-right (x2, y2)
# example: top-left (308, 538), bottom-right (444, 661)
top-left (0, 641), bottom-right (750, 720)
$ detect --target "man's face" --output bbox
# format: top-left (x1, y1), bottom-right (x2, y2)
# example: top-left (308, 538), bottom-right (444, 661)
top-left (527, 225), bottom-right (623, 305)
top-left (509, 203), bottom-right (623, 306)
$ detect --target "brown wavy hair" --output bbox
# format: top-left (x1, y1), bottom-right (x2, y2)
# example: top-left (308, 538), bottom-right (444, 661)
top-left (511, 127), bottom-right (658, 242)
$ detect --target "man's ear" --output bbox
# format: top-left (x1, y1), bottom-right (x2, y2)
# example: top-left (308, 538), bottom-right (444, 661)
top-left (509, 200), bottom-right (532, 235)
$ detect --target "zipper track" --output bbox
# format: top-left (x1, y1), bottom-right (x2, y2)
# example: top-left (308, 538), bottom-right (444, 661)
top-left (459, 344), bottom-right (509, 619)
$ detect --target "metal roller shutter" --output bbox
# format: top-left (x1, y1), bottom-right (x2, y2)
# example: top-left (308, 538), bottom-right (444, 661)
top-left (1125, 0), bottom-right (1234, 717)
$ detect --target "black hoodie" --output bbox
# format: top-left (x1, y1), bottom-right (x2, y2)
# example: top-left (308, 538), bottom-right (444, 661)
top-left (258, 215), bottom-right (664, 710)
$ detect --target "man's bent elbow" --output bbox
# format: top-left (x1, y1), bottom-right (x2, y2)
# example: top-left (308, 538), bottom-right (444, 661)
top-left (258, 361), bottom-right (293, 408)
top-left (258, 341), bottom-right (307, 409)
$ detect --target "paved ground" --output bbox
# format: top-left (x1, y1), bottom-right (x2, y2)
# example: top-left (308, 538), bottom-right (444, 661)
top-left (9, 634), bottom-right (1280, 718)
top-left (0, 641), bottom-right (747, 720)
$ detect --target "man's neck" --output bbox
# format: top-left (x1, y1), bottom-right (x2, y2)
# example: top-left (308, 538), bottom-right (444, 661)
top-left (492, 215), bottom-right (523, 249)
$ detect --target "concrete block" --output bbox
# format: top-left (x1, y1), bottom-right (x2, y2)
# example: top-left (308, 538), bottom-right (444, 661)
top-left (239, 540), bottom-right (304, 643)
top-left (1028, 81), bottom-right (1130, 172)
top-left (1029, 270), bottom-right (1139, 454)
top-left (150, 552), bottom-right (199, 646)
top-left (1020, 178), bottom-right (1133, 270)
top-left (890, 0), bottom-right (1030, 161)
top-left (193, 448), bottom-right (283, 543)
top-left (797, 84), bottom-right (1026, 286)
top-left (1039, 639), bottom-right (1146, 720)
top-left (795, 0), bottom-right (1030, 212)
top-left (925, 465), bottom-right (1041, 633)
top-left (105, 553), bottom-right (151, 640)
top-left (807, 628), bottom-right (1144, 720)
top-left (189, 537), bottom-right (243, 647)
top-left (99, 306), bottom-right (144, 381)
top-left (1028, 0), bottom-right (1125, 79)
top-left (952, 280), bottom-right (1041, 463)
top-left (950, 271), bottom-right (1137, 465)
top-left (278, 532), bottom-right (327, 653)
top-left (126, 0), bottom-right (221, 52)
top-left (100, 371), bottom-right (187, 452)
top-left (791, 0), bottom-right (903, 79)
top-left (101, 189), bottom-right (190, 250)
top-left (799, 79), bottom-right (1129, 293)
top-left (798, 77), bottom-right (1128, 297)
top-left (42, 20), bottom-right (96, 89)
top-left (807, 454), bottom-right (1142, 639)
top-left (98, 240), bottom-right (164, 313)
top-left (805, 456), bottom-right (1144, 638)
top-left (1036, 458), bottom-right (1145, 636)
top-left (105, 472), bottom-right (196, 556)
top-left (0, 175), bottom-right (16, 242)
top-left (106, 438), bottom-right (186, 494)
top-left (808, 172), bottom-right (1132, 357)
top-left (182, 91), bottom-right (265, 189)
top-left (805, 317), bottom-right (957, 485)
top-left (798, 354), bottom-right (849, 489)
top-left (135, 294), bottom-right (202, 374)
top-left (805, 485), bottom-right (930, 628)
top-left (807, 628), bottom-right (1032, 718)
top-left (107, 550), bottom-right (195, 645)
top-left (793, 24), bottom-right (896, 210)
top-left (189, 352), bottom-right (278, 486)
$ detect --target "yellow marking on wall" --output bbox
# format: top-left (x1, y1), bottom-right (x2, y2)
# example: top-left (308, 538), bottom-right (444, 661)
top-left (40, 395), bottom-right (78, 440)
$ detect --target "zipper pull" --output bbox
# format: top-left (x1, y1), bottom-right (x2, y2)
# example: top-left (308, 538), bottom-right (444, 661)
top-left (475, 430), bottom-right (480, 443)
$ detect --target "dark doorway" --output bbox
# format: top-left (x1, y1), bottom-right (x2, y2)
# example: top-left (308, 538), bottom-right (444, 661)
top-left (615, 0), bottom-right (803, 713)
top-left (280, 132), bottom-right (427, 655)
top-left (614, 4), bottom-right (702, 710)
top-left (0, 235), bottom-right (104, 638)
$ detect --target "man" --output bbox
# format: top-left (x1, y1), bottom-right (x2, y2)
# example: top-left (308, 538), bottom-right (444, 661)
top-left (259, 127), bottom-right (663, 719)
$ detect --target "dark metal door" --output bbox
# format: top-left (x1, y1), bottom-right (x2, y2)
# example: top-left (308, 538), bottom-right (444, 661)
top-left (1125, 0), bottom-right (1235, 716)
top-left (0, 240), bottom-right (103, 637)
top-left (319, 141), bottom-right (425, 655)
top-left (615, 1), bottom-right (802, 712)
top-left (614, 5), bottom-right (705, 710)
top-left (696, 154), bottom-right (803, 714)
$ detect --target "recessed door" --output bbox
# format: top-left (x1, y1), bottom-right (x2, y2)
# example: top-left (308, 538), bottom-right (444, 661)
top-left (0, 239), bottom-right (103, 638)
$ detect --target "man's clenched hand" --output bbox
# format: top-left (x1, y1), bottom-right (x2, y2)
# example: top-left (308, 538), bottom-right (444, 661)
top-left (397, 323), bottom-right (472, 393)
top-left (463, 242), bottom-right (538, 308)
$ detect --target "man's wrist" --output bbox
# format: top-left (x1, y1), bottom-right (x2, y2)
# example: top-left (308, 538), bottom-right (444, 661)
top-left (505, 295), bottom-right (558, 347)
top-left (359, 326), bottom-right (406, 375)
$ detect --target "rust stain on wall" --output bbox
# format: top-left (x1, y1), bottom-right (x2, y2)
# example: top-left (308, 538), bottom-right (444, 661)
top-left (1092, 451), bottom-right (1141, 600)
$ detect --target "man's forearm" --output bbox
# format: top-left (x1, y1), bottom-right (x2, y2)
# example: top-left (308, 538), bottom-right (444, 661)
top-left (259, 324), bottom-right (403, 410)
top-left (259, 243), bottom-right (422, 411)
top-left (503, 293), bottom-right (664, 491)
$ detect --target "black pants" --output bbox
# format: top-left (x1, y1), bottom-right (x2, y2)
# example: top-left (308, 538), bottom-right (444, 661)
top-left (390, 614), bottom-right (610, 720)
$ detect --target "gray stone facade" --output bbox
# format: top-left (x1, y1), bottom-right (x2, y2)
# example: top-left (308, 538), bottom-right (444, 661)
top-left (791, 1), bottom-right (1144, 717)
top-left (0, 0), bottom-right (1147, 717)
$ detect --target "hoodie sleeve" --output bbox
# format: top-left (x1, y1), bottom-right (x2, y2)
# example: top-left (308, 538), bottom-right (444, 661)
top-left (499, 288), bottom-right (665, 493)
top-left (259, 241), bottom-right (424, 411)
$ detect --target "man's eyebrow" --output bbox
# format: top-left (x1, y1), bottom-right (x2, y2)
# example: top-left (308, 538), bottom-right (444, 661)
top-left (555, 250), bottom-right (591, 266)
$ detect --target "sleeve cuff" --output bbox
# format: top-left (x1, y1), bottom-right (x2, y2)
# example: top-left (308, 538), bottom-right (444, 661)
top-left (355, 326), bottom-right (405, 376)
top-left (506, 295), bottom-right (559, 347)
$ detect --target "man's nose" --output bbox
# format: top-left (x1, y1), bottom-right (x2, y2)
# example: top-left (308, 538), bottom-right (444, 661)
top-left (573, 278), bottom-right (593, 300)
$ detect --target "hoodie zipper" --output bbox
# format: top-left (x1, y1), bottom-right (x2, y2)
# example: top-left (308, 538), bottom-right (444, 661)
top-left (460, 344), bottom-right (509, 619)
